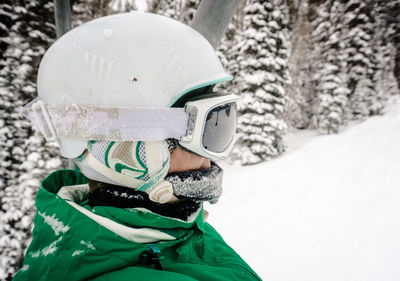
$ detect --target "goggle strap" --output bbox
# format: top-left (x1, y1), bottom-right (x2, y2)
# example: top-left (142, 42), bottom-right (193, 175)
top-left (24, 101), bottom-right (189, 142)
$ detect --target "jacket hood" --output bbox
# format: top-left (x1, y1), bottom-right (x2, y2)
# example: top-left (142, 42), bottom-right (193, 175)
top-left (14, 169), bottom-right (205, 281)
top-left (13, 169), bottom-right (260, 281)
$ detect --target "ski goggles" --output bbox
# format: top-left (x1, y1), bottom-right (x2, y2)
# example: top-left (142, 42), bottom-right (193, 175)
top-left (23, 94), bottom-right (239, 160)
top-left (179, 94), bottom-right (238, 159)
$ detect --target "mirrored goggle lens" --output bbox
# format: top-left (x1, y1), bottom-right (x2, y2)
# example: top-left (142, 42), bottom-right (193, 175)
top-left (202, 103), bottom-right (237, 153)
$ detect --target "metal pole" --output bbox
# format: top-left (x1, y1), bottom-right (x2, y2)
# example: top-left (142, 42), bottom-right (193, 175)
top-left (53, 0), bottom-right (72, 168)
top-left (190, 0), bottom-right (242, 50)
top-left (53, 0), bottom-right (72, 38)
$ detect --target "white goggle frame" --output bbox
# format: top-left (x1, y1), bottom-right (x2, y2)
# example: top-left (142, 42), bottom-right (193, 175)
top-left (180, 94), bottom-right (239, 160)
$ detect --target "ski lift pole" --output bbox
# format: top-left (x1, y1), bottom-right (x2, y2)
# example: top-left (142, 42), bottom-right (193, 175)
top-left (190, 0), bottom-right (242, 50)
top-left (53, 0), bottom-right (72, 168)
top-left (54, 0), bottom-right (72, 38)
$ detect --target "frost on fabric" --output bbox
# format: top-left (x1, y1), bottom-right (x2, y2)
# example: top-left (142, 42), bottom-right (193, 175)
top-left (20, 265), bottom-right (29, 272)
top-left (165, 163), bottom-right (223, 204)
top-left (30, 236), bottom-right (63, 258)
top-left (72, 250), bottom-right (84, 257)
top-left (71, 240), bottom-right (96, 257)
top-left (42, 238), bottom-right (61, 256)
top-left (80, 240), bottom-right (95, 250)
top-left (38, 211), bottom-right (70, 236)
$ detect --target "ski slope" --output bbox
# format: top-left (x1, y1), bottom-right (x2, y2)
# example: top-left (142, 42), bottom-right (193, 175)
top-left (207, 97), bottom-right (400, 281)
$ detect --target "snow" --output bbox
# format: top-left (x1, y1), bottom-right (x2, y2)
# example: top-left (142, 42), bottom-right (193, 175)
top-left (20, 265), bottom-right (29, 272)
top-left (30, 237), bottom-right (63, 258)
top-left (41, 237), bottom-right (62, 256)
top-left (72, 250), bottom-right (84, 257)
top-left (244, 72), bottom-right (266, 86)
top-left (135, 0), bottom-right (147, 12)
top-left (38, 211), bottom-right (70, 236)
top-left (80, 240), bottom-right (95, 250)
top-left (207, 96), bottom-right (400, 281)
top-left (45, 158), bottom-right (62, 170)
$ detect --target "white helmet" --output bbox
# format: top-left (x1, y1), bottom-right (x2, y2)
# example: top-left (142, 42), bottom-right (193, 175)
top-left (24, 12), bottom-right (236, 204)
top-left (30, 11), bottom-right (231, 158)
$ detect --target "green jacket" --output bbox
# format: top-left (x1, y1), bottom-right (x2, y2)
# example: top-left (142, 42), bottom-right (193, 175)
top-left (13, 170), bottom-right (260, 281)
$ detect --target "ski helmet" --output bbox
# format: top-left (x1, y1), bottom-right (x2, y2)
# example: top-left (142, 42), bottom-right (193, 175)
top-left (34, 11), bottom-right (232, 158)
top-left (24, 12), bottom-right (234, 204)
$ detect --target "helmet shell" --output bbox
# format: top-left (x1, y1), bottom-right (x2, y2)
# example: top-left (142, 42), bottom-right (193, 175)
top-left (37, 12), bottom-right (231, 158)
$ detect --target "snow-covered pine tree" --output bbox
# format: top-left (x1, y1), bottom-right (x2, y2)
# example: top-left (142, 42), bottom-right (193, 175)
top-left (383, 0), bottom-right (400, 87)
top-left (72, 0), bottom-right (130, 27)
top-left (109, 0), bottom-right (137, 14)
top-left (179, 0), bottom-right (199, 24)
top-left (147, 0), bottom-right (183, 20)
top-left (0, 1), bottom-right (13, 65)
top-left (308, 0), bottom-right (350, 134)
top-left (231, 0), bottom-right (290, 165)
top-left (212, 0), bottom-right (247, 102)
top-left (284, 0), bottom-right (313, 129)
top-left (0, 0), bottom-right (13, 217)
top-left (147, 0), bottom-right (199, 24)
top-left (342, 0), bottom-right (377, 120)
top-left (0, 81), bottom-right (28, 281)
top-left (370, 0), bottom-right (399, 112)
top-left (72, 0), bottom-right (105, 27)
top-left (299, 0), bottom-right (399, 134)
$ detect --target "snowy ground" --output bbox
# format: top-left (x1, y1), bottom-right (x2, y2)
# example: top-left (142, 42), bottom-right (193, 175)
top-left (207, 97), bottom-right (400, 281)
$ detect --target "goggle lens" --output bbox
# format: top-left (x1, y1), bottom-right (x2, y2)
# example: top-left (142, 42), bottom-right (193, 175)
top-left (202, 103), bottom-right (237, 153)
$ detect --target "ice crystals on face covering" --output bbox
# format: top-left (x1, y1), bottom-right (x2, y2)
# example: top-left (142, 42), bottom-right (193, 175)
top-left (165, 162), bottom-right (224, 204)
top-left (103, 188), bottom-right (145, 201)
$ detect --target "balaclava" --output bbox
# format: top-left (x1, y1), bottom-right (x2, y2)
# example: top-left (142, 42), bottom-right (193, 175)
top-left (75, 139), bottom-right (223, 220)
